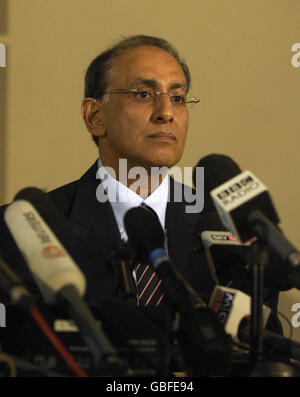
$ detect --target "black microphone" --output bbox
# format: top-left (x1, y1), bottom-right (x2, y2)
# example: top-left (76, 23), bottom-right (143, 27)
top-left (124, 206), bottom-right (206, 309)
top-left (200, 228), bottom-right (295, 292)
top-left (197, 154), bottom-right (300, 290)
top-left (106, 242), bottom-right (137, 302)
top-left (193, 154), bottom-right (242, 211)
top-left (194, 155), bottom-right (295, 291)
top-left (200, 230), bottom-right (252, 288)
top-left (207, 156), bottom-right (300, 287)
top-left (124, 206), bottom-right (233, 376)
top-left (0, 256), bottom-right (35, 310)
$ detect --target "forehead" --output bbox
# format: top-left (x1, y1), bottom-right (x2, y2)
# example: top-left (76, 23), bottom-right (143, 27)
top-left (108, 46), bottom-right (187, 89)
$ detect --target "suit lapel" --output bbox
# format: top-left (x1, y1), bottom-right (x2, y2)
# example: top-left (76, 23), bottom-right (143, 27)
top-left (55, 161), bottom-right (122, 304)
top-left (68, 161), bottom-right (121, 245)
top-left (69, 162), bottom-right (117, 226)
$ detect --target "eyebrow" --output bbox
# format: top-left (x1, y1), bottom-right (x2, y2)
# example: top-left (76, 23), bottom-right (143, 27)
top-left (129, 78), bottom-right (187, 91)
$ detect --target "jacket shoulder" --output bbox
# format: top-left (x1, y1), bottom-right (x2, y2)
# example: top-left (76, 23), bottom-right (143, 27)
top-left (47, 179), bottom-right (79, 217)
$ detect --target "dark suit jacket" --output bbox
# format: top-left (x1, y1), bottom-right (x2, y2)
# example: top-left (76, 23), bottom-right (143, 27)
top-left (0, 160), bottom-right (283, 331)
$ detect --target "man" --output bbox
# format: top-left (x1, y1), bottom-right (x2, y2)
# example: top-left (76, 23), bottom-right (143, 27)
top-left (0, 35), bottom-right (282, 329)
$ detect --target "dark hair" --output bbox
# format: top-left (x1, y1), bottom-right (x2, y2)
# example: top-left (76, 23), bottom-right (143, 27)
top-left (84, 35), bottom-right (191, 146)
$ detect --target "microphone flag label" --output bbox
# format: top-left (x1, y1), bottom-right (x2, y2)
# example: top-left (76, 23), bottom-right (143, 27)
top-left (211, 171), bottom-right (267, 212)
top-left (210, 289), bottom-right (235, 325)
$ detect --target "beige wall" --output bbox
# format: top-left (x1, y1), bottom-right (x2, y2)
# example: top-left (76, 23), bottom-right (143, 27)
top-left (0, 0), bottom-right (300, 342)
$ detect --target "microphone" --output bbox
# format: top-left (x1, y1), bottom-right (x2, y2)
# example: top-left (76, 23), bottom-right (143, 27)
top-left (0, 255), bottom-right (35, 310)
top-left (106, 242), bottom-right (137, 302)
top-left (209, 285), bottom-right (271, 344)
top-left (124, 206), bottom-right (233, 376)
top-left (195, 154), bottom-right (299, 288)
top-left (4, 188), bottom-right (127, 374)
top-left (200, 230), bottom-right (254, 288)
top-left (195, 155), bottom-right (300, 367)
top-left (193, 155), bottom-right (251, 287)
top-left (210, 168), bottom-right (280, 242)
top-left (196, 154), bottom-right (279, 244)
top-left (0, 257), bottom-right (89, 377)
top-left (124, 206), bottom-right (206, 309)
top-left (200, 228), bottom-right (295, 292)
top-left (192, 155), bottom-right (292, 291)
top-left (195, 155), bottom-right (279, 363)
top-left (4, 198), bottom-right (86, 303)
top-left (193, 154), bottom-right (242, 211)
top-left (208, 161), bottom-right (300, 284)
top-left (210, 285), bottom-right (300, 367)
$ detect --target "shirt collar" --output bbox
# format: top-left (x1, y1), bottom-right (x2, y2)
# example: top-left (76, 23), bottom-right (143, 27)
top-left (97, 158), bottom-right (169, 238)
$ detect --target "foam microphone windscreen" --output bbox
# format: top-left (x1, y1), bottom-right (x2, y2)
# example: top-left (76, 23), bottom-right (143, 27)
top-left (14, 187), bottom-right (65, 241)
top-left (124, 206), bottom-right (164, 264)
top-left (193, 154), bottom-right (241, 211)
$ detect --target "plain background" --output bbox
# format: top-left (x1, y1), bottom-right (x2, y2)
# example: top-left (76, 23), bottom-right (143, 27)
top-left (0, 0), bottom-right (299, 342)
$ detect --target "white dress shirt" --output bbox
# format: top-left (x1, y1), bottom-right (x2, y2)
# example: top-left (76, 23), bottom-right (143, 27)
top-left (97, 158), bottom-right (169, 240)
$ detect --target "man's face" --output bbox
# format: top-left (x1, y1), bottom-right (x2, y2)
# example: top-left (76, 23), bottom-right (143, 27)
top-left (96, 46), bottom-right (189, 172)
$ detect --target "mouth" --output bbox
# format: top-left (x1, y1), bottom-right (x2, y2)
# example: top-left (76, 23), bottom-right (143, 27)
top-left (148, 132), bottom-right (176, 141)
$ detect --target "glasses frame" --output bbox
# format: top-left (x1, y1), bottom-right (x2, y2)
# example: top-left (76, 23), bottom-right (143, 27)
top-left (102, 88), bottom-right (200, 107)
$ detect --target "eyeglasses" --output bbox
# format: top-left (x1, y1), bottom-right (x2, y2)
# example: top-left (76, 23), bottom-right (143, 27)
top-left (102, 88), bottom-right (199, 108)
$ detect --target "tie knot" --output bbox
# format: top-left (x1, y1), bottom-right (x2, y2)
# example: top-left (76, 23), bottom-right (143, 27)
top-left (140, 203), bottom-right (156, 216)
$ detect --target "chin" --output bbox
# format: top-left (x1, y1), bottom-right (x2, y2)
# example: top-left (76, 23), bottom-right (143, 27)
top-left (147, 156), bottom-right (180, 169)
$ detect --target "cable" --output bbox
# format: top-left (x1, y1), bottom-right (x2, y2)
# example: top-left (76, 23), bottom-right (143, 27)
top-left (0, 353), bottom-right (65, 377)
top-left (0, 353), bottom-right (17, 377)
top-left (29, 307), bottom-right (88, 377)
top-left (263, 309), bottom-right (295, 360)
top-left (0, 256), bottom-right (88, 377)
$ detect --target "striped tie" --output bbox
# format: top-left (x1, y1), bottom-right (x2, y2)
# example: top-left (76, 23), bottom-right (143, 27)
top-left (135, 203), bottom-right (164, 306)
top-left (136, 262), bottom-right (164, 306)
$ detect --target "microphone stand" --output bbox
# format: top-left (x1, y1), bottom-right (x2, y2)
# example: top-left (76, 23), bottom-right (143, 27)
top-left (247, 240), bottom-right (269, 365)
top-left (107, 243), bottom-right (137, 303)
top-left (246, 233), bottom-right (299, 376)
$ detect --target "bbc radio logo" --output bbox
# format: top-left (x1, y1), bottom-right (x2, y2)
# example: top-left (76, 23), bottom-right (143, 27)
top-left (0, 303), bottom-right (6, 327)
top-left (291, 43), bottom-right (300, 68)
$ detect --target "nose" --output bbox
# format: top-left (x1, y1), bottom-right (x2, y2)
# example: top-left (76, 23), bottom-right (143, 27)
top-left (150, 93), bottom-right (174, 124)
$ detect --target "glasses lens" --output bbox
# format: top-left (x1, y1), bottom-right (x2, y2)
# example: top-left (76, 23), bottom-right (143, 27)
top-left (132, 89), bottom-right (154, 104)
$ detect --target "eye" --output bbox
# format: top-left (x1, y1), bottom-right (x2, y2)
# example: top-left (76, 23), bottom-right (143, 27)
top-left (134, 90), bottom-right (153, 101)
top-left (171, 94), bottom-right (186, 104)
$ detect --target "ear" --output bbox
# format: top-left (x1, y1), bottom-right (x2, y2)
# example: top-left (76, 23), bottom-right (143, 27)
top-left (81, 98), bottom-right (106, 138)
